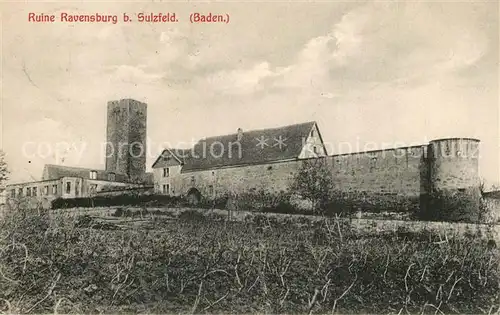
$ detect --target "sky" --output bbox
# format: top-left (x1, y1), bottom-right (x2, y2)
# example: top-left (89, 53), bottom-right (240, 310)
top-left (1, 1), bottom-right (499, 187)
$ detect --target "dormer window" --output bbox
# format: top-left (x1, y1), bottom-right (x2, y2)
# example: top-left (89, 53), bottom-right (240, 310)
top-left (89, 170), bottom-right (97, 180)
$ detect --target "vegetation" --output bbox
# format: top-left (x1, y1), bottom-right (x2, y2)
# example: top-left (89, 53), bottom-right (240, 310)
top-left (0, 150), bottom-right (8, 184)
top-left (290, 158), bottom-right (334, 214)
top-left (0, 207), bottom-right (498, 314)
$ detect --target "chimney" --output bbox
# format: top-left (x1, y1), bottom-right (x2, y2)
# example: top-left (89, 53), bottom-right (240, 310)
top-left (237, 128), bottom-right (243, 142)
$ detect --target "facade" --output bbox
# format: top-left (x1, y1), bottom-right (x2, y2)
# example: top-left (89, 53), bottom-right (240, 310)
top-left (152, 122), bottom-right (481, 217)
top-left (6, 165), bottom-right (152, 209)
top-left (6, 98), bottom-right (152, 210)
top-left (152, 121), bottom-right (328, 198)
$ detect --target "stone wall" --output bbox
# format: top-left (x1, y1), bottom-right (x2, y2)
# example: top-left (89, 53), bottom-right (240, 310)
top-left (158, 139), bottom-right (480, 219)
top-left (105, 99), bottom-right (148, 182)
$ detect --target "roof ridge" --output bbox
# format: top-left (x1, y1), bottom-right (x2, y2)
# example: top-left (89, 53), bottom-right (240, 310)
top-left (198, 121), bottom-right (316, 142)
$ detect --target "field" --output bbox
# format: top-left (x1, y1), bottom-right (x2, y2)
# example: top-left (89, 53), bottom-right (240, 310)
top-left (0, 208), bottom-right (499, 314)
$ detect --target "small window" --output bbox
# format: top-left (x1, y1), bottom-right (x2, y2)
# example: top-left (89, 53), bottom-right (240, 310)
top-left (11, 190), bottom-right (15, 198)
top-left (89, 184), bottom-right (98, 194)
top-left (163, 155), bottom-right (171, 161)
top-left (18, 188), bottom-right (23, 196)
top-left (32, 187), bottom-right (37, 197)
top-left (108, 173), bottom-right (115, 181)
top-left (89, 171), bottom-right (97, 180)
top-left (52, 185), bottom-right (57, 195)
top-left (26, 187), bottom-right (32, 196)
top-left (44, 185), bottom-right (49, 195)
top-left (163, 168), bottom-right (169, 177)
top-left (311, 129), bottom-right (315, 137)
top-left (313, 146), bottom-right (318, 154)
top-left (66, 182), bottom-right (71, 194)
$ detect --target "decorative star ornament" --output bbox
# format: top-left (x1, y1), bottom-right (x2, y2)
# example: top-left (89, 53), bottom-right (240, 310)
top-left (273, 136), bottom-right (287, 149)
top-left (255, 136), bottom-right (269, 149)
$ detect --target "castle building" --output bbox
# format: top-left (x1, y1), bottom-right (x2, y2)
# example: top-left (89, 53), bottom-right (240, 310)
top-left (152, 122), bottom-right (481, 221)
top-left (6, 99), bottom-right (152, 209)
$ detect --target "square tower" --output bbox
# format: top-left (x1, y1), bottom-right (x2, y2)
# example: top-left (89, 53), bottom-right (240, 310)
top-left (105, 99), bottom-right (147, 182)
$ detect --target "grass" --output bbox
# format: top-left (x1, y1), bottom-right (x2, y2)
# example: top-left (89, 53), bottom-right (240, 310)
top-left (0, 208), bottom-right (499, 314)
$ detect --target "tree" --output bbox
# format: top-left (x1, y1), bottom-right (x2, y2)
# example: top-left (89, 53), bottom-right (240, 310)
top-left (0, 150), bottom-right (8, 185)
top-left (290, 158), bottom-right (334, 214)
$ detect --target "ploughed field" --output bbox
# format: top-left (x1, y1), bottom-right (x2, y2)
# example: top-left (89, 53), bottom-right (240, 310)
top-left (0, 210), bottom-right (499, 314)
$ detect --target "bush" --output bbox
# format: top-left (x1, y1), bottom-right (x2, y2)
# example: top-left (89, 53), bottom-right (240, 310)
top-left (51, 194), bottom-right (186, 210)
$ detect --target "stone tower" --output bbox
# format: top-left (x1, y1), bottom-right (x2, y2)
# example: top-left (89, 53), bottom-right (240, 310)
top-left (428, 138), bottom-right (481, 222)
top-left (105, 99), bottom-right (147, 183)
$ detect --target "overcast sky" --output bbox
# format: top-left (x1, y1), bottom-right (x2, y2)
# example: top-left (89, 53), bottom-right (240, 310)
top-left (1, 1), bottom-right (498, 186)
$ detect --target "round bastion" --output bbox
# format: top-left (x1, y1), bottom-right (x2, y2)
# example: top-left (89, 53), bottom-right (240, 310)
top-left (428, 138), bottom-right (481, 222)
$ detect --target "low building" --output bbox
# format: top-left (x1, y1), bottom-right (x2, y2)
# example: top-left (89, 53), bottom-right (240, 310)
top-left (6, 164), bottom-right (153, 210)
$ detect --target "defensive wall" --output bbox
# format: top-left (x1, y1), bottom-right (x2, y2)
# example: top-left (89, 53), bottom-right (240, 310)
top-left (177, 138), bottom-right (481, 221)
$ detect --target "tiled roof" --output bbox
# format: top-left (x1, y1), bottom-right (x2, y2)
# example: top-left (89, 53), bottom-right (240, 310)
top-left (181, 121), bottom-right (316, 173)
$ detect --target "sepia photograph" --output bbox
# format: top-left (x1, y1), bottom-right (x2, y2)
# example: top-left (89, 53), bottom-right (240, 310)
top-left (0, 0), bottom-right (499, 314)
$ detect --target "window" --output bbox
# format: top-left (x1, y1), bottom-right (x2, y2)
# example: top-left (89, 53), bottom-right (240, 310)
top-left (163, 168), bottom-right (170, 177)
top-left (66, 182), bottom-right (71, 194)
top-left (162, 184), bottom-right (169, 195)
top-left (18, 188), bottom-right (23, 196)
top-left (44, 185), bottom-right (49, 195)
top-left (313, 146), bottom-right (318, 154)
top-left (89, 184), bottom-right (98, 194)
top-left (11, 190), bottom-right (15, 198)
top-left (89, 171), bottom-right (97, 180)
top-left (311, 129), bottom-right (315, 137)
top-left (108, 173), bottom-right (115, 181)
top-left (32, 187), bottom-right (37, 197)
top-left (52, 185), bottom-right (57, 195)
top-left (26, 187), bottom-right (31, 197)
top-left (370, 157), bottom-right (377, 172)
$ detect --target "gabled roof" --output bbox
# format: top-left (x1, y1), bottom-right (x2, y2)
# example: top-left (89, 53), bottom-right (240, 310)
top-left (151, 148), bottom-right (192, 168)
top-left (181, 121), bottom-right (317, 173)
top-left (42, 164), bottom-right (130, 182)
